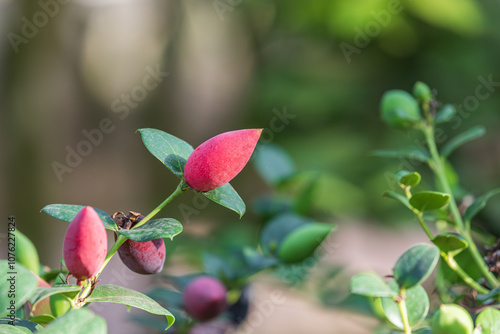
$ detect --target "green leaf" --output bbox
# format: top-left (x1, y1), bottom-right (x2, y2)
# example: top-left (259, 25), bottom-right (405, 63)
top-left (42, 204), bottom-right (117, 231)
top-left (413, 328), bottom-right (432, 334)
top-left (14, 231), bottom-right (39, 275)
top-left (29, 314), bottom-right (56, 325)
top-left (441, 126), bottom-right (486, 158)
top-left (202, 253), bottom-right (235, 280)
top-left (202, 183), bottom-right (246, 217)
top-left (30, 286), bottom-right (81, 309)
top-left (372, 147), bottom-right (431, 163)
top-left (393, 244), bottom-right (440, 289)
top-left (432, 234), bottom-right (468, 256)
top-left (350, 273), bottom-right (397, 298)
top-left (396, 170), bottom-right (421, 187)
top-left (260, 213), bottom-right (310, 255)
top-left (381, 282), bottom-right (429, 329)
top-left (0, 318), bottom-right (43, 333)
top-left (253, 144), bottom-right (296, 185)
top-left (383, 191), bottom-right (412, 210)
top-left (475, 307), bottom-right (500, 334)
top-left (240, 247), bottom-right (279, 272)
top-left (37, 309), bottom-right (106, 334)
top-left (464, 188), bottom-right (500, 223)
top-left (117, 218), bottom-right (183, 242)
top-left (137, 128), bottom-right (194, 178)
top-left (85, 285), bottom-right (174, 329)
top-left (0, 261), bottom-right (38, 318)
top-left (435, 104), bottom-right (456, 124)
top-left (477, 286), bottom-right (500, 302)
top-left (410, 191), bottom-right (450, 212)
top-left (146, 288), bottom-right (183, 309)
top-left (278, 223), bottom-right (336, 264)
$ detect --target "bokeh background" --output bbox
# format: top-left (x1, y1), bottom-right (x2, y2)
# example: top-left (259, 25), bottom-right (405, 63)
top-left (2, 0), bottom-right (500, 333)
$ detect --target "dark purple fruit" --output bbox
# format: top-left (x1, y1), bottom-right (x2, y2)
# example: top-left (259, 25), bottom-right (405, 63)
top-left (114, 213), bottom-right (166, 275)
top-left (183, 276), bottom-right (227, 321)
top-left (228, 285), bottom-right (250, 325)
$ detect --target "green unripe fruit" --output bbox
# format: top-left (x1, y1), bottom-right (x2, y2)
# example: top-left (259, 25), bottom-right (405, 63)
top-left (278, 223), bottom-right (335, 264)
top-left (380, 90), bottom-right (421, 129)
top-left (49, 294), bottom-right (72, 317)
top-left (413, 81), bottom-right (432, 102)
top-left (15, 230), bottom-right (40, 274)
top-left (431, 304), bottom-right (473, 334)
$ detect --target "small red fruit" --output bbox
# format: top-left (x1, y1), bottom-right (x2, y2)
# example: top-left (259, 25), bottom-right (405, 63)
top-left (183, 276), bottom-right (228, 321)
top-left (63, 206), bottom-right (107, 280)
top-left (115, 213), bottom-right (166, 275)
top-left (184, 129), bottom-right (262, 191)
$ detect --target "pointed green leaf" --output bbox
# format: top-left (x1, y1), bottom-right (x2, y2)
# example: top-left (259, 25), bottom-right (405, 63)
top-left (432, 234), bottom-right (468, 256)
top-left (42, 204), bottom-right (117, 231)
top-left (260, 213), bottom-right (310, 255)
top-left (202, 183), bottom-right (246, 217)
top-left (14, 230), bottom-right (40, 274)
top-left (475, 307), bottom-right (500, 334)
top-left (0, 262), bottom-right (38, 318)
top-left (381, 282), bottom-right (429, 329)
top-left (350, 273), bottom-right (397, 298)
top-left (85, 284), bottom-right (174, 329)
top-left (253, 144), bottom-right (296, 185)
top-left (410, 191), bottom-right (450, 212)
top-left (29, 314), bottom-right (56, 325)
top-left (372, 147), bottom-right (431, 163)
top-left (383, 191), bottom-right (413, 210)
top-left (435, 104), bottom-right (456, 124)
top-left (396, 170), bottom-right (421, 187)
top-left (464, 188), bottom-right (500, 223)
top-left (117, 218), bottom-right (183, 242)
top-left (0, 318), bottom-right (44, 333)
top-left (137, 128), bottom-right (194, 178)
top-left (37, 309), bottom-right (106, 334)
top-left (441, 126), bottom-right (486, 158)
top-left (393, 244), bottom-right (440, 289)
top-left (278, 223), bottom-right (336, 264)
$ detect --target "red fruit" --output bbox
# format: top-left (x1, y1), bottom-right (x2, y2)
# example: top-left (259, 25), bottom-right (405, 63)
top-left (184, 129), bottom-right (262, 191)
top-left (115, 214), bottom-right (166, 275)
top-left (183, 276), bottom-right (228, 321)
top-left (63, 206), bottom-right (107, 280)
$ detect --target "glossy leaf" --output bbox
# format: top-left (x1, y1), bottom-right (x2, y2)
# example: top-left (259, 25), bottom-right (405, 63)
top-left (86, 285), bottom-right (174, 329)
top-left (396, 170), bottom-right (421, 187)
top-left (37, 309), bottom-right (106, 334)
top-left (441, 126), bottom-right (486, 158)
top-left (260, 213), bottom-right (310, 255)
top-left (202, 183), bottom-right (246, 217)
top-left (0, 261), bottom-right (38, 318)
top-left (383, 191), bottom-right (412, 210)
top-left (464, 188), bottom-right (500, 223)
top-left (350, 273), bottom-right (397, 298)
top-left (475, 307), bottom-right (500, 334)
top-left (253, 144), bottom-right (296, 185)
top-left (435, 104), bottom-right (456, 124)
top-left (117, 218), bottom-right (182, 242)
top-left (372, 147), bottom-right (431, 163)
top-left (381, 282), bottom-right (429, 329)
top-left (30, 286), bottom-right (81, 309)
top-left (0, 318), bottom-right (43, 333)
top-left (137, 128), bottom-right (194, 178)
top-left (432, 234), bottom-right (468, 256)
top-left (393, 244), bottom-right (439, 289)
top-left (410, 191), bottom-right (450, 211)
top-left (278, 223), bottom-right (336, 264)
top-left (42, 204), bottom-right (116, 231)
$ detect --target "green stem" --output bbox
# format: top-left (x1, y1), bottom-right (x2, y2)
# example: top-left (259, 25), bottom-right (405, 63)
top-left (423, 126), bottom-right (499, 288)
top-left (397, 288), bottom-right (412, 334)
top-left (442, 253), bottom-right (489, 294)
top-left (80, 181), bottom-right (187, 300)
top-left (415, 213), bottom-right (434, 240)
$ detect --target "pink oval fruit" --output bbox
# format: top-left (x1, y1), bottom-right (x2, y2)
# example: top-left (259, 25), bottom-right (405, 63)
top-left (183, 276), bottom-right (228, 321)
top-left (184, 129), bottom-right (262, 191)
top-left (63, 206), bottom-right (107, 280)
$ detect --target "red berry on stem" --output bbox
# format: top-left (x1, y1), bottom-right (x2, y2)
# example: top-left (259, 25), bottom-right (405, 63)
top-left (184, 129), bottom-right (262, 191)
top-left (63, 206), bottom-right (107, 281)
top-left (183, 276), bottom-right (228, 321)
top-left (117, 237), bottom-right (166, 275)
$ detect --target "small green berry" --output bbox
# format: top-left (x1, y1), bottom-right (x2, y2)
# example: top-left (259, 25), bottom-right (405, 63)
top-left (413, 81), bottom-right (432, 103)
top-left (380, 90), bottom-right (421, 129)
top-left (431, 304), bottom-right (473, 334)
